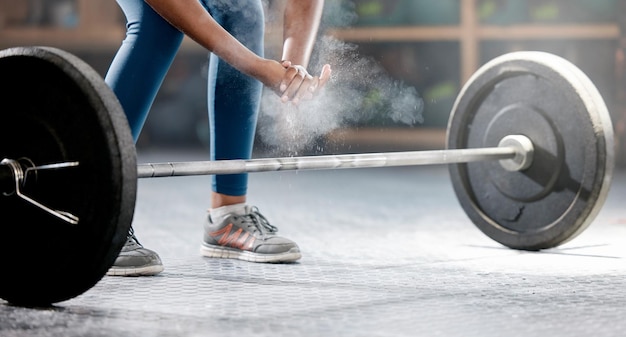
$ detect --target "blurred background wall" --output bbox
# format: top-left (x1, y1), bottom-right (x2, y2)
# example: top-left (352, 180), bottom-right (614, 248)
top-left (1, 0), bottom-right (625, 164)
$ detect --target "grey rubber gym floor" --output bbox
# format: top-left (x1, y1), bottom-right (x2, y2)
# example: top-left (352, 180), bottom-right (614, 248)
top-left (3, 149), bottom-right (626, 337)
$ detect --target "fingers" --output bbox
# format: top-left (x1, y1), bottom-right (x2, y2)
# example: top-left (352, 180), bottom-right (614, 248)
top-left (301, 64), bottom-right (331, 95)
top-left (279, 63), bottom-right (332, 104)
top-left (318, 64), bottom-right (332, 89)
top-left (280, 65), bottom-right (310, 103)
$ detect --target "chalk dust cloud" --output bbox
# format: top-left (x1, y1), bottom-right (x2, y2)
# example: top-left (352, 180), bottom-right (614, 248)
top-left (257, 1), bottom-right (424, 155)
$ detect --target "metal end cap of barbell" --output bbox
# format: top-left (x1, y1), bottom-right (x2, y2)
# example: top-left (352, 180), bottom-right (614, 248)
top-left (1, 158), bottom-right (24, 196)
top-left (498, 135), bottom-right (534, 172)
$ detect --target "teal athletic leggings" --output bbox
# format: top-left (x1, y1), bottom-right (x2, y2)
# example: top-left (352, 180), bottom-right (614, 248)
top-left (105, 0), bottom-right (265, 196)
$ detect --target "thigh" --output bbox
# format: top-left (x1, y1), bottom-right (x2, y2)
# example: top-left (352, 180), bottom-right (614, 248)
top-left (105, 0), bottom-right (184, 142)
top-left (202, 0), bottom-right (265, 53)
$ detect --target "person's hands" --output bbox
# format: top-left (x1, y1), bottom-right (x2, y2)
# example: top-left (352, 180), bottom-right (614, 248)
top-left (256, 59), bottom-right (331, 104)
top-left (278, 61), bottom-right (332, 104)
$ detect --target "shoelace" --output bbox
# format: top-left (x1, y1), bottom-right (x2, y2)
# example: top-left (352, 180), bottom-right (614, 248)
top-left (127, 227), bottom-right (142, 246)
top-left (240, 207), bottom-right (278, 235)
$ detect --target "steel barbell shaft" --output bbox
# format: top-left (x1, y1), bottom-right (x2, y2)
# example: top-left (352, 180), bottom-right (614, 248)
top-left (137, 135), bottom-right (535, 178)
top-left (137, 146), bottom-right (518, 178)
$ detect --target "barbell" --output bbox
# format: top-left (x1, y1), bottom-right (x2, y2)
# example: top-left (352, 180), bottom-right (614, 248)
top-left (0, 46), bottom-right (614, 306)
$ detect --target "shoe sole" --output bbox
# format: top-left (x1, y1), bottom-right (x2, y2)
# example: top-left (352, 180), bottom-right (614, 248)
top-left (106, 264), bottom-right (164, 277)
top-left (200, 244), bottom-right (301, 263)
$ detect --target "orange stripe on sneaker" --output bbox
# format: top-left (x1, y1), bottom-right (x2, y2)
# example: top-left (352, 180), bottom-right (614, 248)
top-left (212, 223), bottom-right (241, 246)
top-left (210, 223), bottom-right (256, 250)
top-left (232, 232), bottom-right (251, 250)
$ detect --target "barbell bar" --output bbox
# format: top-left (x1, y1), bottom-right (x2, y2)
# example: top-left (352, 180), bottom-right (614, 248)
top-left (0, 47), bottom-right (613, 307)
top-left (136, 134), bottom-right (532, 178)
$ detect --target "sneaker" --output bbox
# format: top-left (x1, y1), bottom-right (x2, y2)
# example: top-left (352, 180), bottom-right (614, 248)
top-left (201, 205), bottom-right (301, 263)
top-left (106, 227), bottom-right (164, 276)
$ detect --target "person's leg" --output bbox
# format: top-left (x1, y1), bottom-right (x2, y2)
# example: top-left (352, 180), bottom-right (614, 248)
top-left (205, 0), bottom-right (264, 203)
top-left (106, 0), bottom-right (184, 141)
top-left (105, 0), bottom-right (184, 276)
top-left (200, 0), bottom-right (301, 263)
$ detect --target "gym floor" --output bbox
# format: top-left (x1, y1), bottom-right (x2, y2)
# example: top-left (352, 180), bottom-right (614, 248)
top-left (2, 149), bottom-right (626, 337)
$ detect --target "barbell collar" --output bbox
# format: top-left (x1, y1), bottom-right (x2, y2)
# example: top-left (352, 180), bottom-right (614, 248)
top-left (0, 159), bottom-right (79, 224)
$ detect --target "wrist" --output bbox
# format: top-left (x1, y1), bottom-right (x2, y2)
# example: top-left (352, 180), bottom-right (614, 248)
top-left (249, 58), bottom-right (281, 88)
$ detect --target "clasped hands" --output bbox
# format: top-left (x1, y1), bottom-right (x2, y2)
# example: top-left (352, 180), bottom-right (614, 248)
top-left (275, 60), bottom-right (332, 105)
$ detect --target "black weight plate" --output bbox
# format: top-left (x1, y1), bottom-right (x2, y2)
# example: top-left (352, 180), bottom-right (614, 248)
top-left (0, 47), bottom-right (137, 305)
top-left (447, 51), bottom-right (614, 250)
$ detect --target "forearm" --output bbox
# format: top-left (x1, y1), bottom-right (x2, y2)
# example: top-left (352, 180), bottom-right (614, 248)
top-left (143, 0), bottom-right (270, 83)
top-left (281, 0), bottom-right (325, 68)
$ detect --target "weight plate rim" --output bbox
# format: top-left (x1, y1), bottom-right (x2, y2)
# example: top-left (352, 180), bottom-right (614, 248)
top-left (446, 51), bottom-right (614, 250)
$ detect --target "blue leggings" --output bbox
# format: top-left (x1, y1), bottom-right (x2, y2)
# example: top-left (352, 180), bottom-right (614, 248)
top-left (105, 0), bottom-right (265, 196)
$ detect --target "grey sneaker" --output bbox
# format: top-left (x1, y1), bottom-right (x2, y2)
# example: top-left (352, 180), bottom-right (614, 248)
top-left (201, 205), bottom-right (301, 263)
top-left (106, 228), bottom-right (164, 276)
